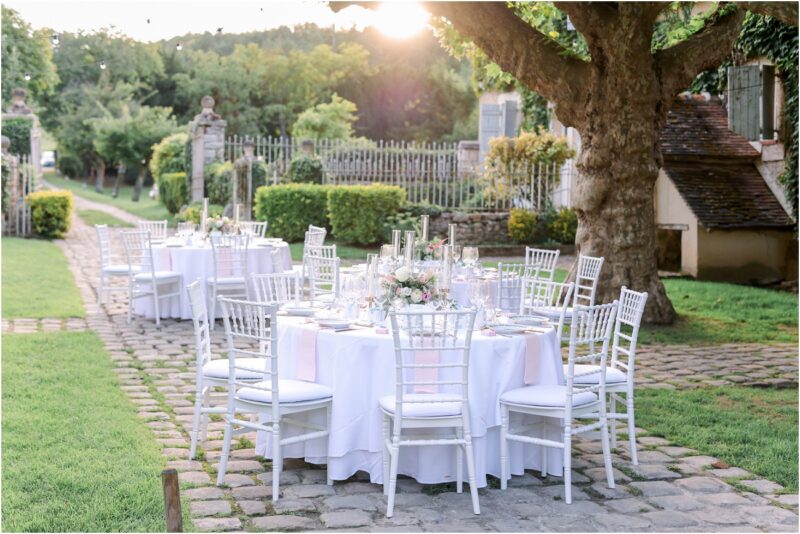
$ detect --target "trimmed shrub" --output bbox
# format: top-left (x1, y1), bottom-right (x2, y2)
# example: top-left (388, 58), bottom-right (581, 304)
top-left (548, 207), bottom-right (578, 244)
top-left (176, 202), bottom-right (224, 224)
top-left (254, 184), bottom-right (331, 242)
top-left (508, 208), bottom-right (539, 244)
top-left (27, 190), bottom-right (73, 238)
top-left (150, 133), bottom-right (188, 183)
top-left (1, 117), bottom-right (33, 155)
top-left (158, 171), bottom-right (188, 214)
top-left (56, 152), bottom-right (83, 178)
top-left (382, 202), bottom-right (443, 243)
top-left (327, 185), bottom-right (406, 245)
top-left (287, 155), bottom-right (324, 184)
top-left (204, 161), bottom-right (233, 205)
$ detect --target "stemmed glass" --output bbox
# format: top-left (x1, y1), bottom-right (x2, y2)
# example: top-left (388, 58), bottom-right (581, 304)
top-left (380, 244), bottom-right (394, 273)
top-left (462, 246), bottom-right (479, 275)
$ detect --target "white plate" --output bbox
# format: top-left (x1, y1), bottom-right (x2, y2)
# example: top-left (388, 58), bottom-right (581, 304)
top-left (283, 306), bottom-right (317, 317)
top-left (493, 324), bottom-right (528, 335)
top-left (509, 315), bottom-right (547, 326)
top-left (316, 318), bottom-right (352, 330)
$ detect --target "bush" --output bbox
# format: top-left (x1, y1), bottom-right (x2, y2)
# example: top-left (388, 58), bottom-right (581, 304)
top-left (327, 185), bottom-right (406, 245)
top-left (287, 155), bottom-right (324, 184)
top-left (508, 208), bottom-right (539, 244)
top-left (204, 161), bottom-right (233, 205)
top-left (254, 184), bottom-right (331, 241)
top-left (27, 190), bottom-right (73, 239)
top-left (548, 207), bottom-right (578, 244)
top-left (150, 133), bottom-right (188, 183)
top-left (158, 171), bottom-right (188, 214)
top-left (382, 201), bottom-right (441, 243)
top-left (1, 117), bottom-right (33, 155)
top-left (176, 202), bottom-right (224, 224)
top-left (57, 152), bottom-right (84, 178)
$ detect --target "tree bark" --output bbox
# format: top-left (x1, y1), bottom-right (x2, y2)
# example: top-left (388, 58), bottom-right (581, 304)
top-left (735, 2), bottom-right (799, 27)
top-left (132, 166), bottom-right (146, 202)
top-left (112, 164), bottom-right (125, 198)
top-left (95, 160), bottom-right (105, 193)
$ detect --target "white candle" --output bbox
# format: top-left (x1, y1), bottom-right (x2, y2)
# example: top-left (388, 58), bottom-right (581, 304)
top-left (421, 214), bottom-right (429, 242)
top-left (202, 198), bottom-right (209, 233)
top-left (234, 204), bottom-right (240, 224)
top-left (448, 223), bottom-right (456, 247)
top-left (441, 245), bottom-right (452, 290)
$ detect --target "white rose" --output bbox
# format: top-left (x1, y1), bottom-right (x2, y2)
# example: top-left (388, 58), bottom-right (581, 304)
top-left (403, 287), bottom-right (413, 297)
top-left (395, 266), bottom-right (410, 282)
top-left (410, 288), bottom-right (423, 303)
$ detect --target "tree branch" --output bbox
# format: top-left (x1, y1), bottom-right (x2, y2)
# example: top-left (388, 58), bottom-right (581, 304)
top-left (654, 7), bottom-right (746, 101)
top-left (736, 2), bottom-right (799, 26)
top-left (422, 1), bottom-right (590, 126)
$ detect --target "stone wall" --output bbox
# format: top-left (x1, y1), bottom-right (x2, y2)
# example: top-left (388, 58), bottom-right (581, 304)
top-left (429, 211), bottom-right (511, 245)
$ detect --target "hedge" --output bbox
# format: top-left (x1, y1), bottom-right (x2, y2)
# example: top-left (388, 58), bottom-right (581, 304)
top-left (287, 155), bottom-right (324, 184)
top-left (204, 161), bottom-right (233, 205)
top-left (254, 184), bottom-right (331, 242)
top-left (327, 184), bottom-right (406, 245)
top-left (27, 190), bottom-right (73, 239)
top-left (508, 206), bottom-right (578, 245)
top-left (1, 117), bottom-right (32, 156)
top-left (150, 133), bottom-right (188, 183)
top-left (158, 171), bottom-right (188, 214)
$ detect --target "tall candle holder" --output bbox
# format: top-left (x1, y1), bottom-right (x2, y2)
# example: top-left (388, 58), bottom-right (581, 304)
top-left (391, 229), bottom-right (402, 260)
top-left (403, 230), bottom-right (416, 267)
top-left (421, 214), bottom-right (429, 243)
top-left (448, 223), bottom-right (456, 247)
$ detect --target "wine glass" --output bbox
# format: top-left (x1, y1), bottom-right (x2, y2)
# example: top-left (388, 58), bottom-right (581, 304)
top-left (462, 247), bottom-right (479, 273)
top-left (452, 245), bottom-right (462, 264)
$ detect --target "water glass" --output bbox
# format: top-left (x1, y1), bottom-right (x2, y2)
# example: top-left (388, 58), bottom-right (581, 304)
top-left (462, 247), bottom-right (479, 269)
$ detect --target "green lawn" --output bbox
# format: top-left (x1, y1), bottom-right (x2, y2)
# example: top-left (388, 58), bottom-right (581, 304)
top-left (289, 239), bottom-right (375, 262)
top-left (641, 278), bottom-right (798, 345)
top-left (78, 209), bottom-right (134, 228)
top-left (1, 238), bottom-right (85, 318)
top-left (2, 331), bottom-right (187, 531)
top-left (46, 173), bottom-right (173, 224)
top-left (635, 386), bottom-right (798, 492)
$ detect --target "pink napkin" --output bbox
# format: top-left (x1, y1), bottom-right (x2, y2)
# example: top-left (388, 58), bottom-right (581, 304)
top-left (297, 325), bottom-right (319, 382)
top-left (523, 332), bottom-right (544, 384)
top-left (414, 338), bottom-right (440, 394)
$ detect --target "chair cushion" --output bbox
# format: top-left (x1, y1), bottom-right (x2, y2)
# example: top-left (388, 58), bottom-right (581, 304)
top-left (102, 264), bottom-right (139, 274)
top-left (500, 385), bottom-right (597, 408)
top-left (207, 276), bottom-right (246, 285)
top-left (134, 270), bottom-right (181, 281)
top-left (202, 358), bottom-right (266, 380)
top-left (237, 379), bottom-right (332, 404)
top-left (379, 393), bottom-right (462, 417)
top-left (568, 364), bottom-right (627, 385)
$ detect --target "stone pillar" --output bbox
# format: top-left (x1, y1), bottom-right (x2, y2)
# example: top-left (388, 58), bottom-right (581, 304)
top-left (189, 96), bottom-right (227, 202)
top-left (2, 88), bottom-right (42, 178)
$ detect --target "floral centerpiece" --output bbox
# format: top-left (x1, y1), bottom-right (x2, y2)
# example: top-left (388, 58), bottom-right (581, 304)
top-left (381, 266), bottom-right (437, 308)
top-left (205, 215), bottom-right (234, 235)
top-left (417, 237), bottom-right (447, 261)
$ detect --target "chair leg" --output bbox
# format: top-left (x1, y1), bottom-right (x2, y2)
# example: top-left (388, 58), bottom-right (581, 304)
top-left (326, 404), bottom-right (333, 486)
top-left (610, 394), bottom-right (618, 448)
top-left (272, 422), bottom-right (282, 501)
top-left (152, 281), bottom-right (161, 327)
top-left (563, 426), bottom-right (572, 504)
top-left (600, 416), bottom-right (616, 489)
top-left (541, 419), bottom-right (548, 478)
top-left (386, 441), bottom-right (400, 518)
top-left (500, 404), bottom-right (509, 490)
top-left (627, 391), bottom-right (639, 466)
top-left (456, 427), bottom-right (463, 494)
top-left (97, 271), bottom-right (105, 312)
top-left (217, 419), bottom-right (233, 486)
top-left (208, 284), bottom-right (217, 330)
top-left (382, 415), bottom-right (390, 496)
top-left (189, 385), bottom-right (204, 460)
top-left (464, 433), bottom-right (481, 515)
top-left (127, 279), bottom-right (134, 323)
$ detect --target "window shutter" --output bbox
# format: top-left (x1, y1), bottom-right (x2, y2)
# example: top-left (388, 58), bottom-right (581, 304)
top-left (727, 65), bottom-right (760, 140)
top-left (761, 65), bottom-right (776, 140)
top-left (479, 104), bottom-right (501, 161)
top-left (502, 100), bottom-right (518, 137)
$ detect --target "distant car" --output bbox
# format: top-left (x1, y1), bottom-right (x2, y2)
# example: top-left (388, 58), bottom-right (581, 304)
top-left (41, 151), bottom-right (55, 168)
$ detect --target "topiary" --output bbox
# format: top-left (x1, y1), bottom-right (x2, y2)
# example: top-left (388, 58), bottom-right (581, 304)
top-left (508, 208), bottom-right (539, 244)
top-left (203, 161), bottom-right (234, 205)
top-left (1, 117), bottom-right (33, 156)
top-left (287, 155), bottom-right (324, 184)
top-left (158, 171), bottom-right (189, 214)
top-left (27, 190), bottom-right (73, 238)
top-left (150, 132), bottom-right (188, 183)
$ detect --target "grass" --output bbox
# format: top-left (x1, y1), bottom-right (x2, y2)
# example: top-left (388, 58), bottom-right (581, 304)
top-left (1, 238), bottom-right (85, 318)
top-left (635, 386), bottom-right (798, 491)
top-left (1, 331), bottom-right (189, 531)
top-left (77, 209), bottom-right (134, 228)
top-left (288, 239), bottom-right (375, 262)
top-left (45, 173), bottom-right (173, 224)
top-left (641, 278), bottom-right (798, 345)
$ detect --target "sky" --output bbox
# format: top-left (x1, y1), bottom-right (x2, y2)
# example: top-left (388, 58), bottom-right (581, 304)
top-left (4, 0), bottom-right (431, 42)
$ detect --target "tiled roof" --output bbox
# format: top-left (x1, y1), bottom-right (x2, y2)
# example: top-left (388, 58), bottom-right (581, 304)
top-left (663, 160), bottom-right (793, 229)
top-left (661, 96), bottom-right (760, 159)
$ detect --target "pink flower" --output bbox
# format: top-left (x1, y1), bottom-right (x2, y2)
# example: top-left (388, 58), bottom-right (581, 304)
top-left (385, 275), bottom-right (396, 283)
top-left (418, 273), bottom-right (428, 284)
top-left (395, 287), bottom-right (402, 296)
top-left (422, 291), bottom-right (431, 302)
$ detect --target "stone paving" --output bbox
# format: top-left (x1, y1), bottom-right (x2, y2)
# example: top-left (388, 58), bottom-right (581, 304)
top-left (32, 213), bottom-right (799, 532)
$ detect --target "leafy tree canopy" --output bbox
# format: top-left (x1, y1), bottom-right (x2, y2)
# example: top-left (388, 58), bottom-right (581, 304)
top-left (1, 6), bottom-right (58, 105)
top-left (292, 94), bottom-right (358, 141)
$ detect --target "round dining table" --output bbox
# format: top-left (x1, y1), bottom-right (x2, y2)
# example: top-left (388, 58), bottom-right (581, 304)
top-left (255, 315), bottom-right (565, 487)
top-left (134, 238), bottom-right (293, 320)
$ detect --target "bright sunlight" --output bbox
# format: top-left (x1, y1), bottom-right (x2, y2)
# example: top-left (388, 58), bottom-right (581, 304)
top-left (372, 1), bottom-right (430, 39)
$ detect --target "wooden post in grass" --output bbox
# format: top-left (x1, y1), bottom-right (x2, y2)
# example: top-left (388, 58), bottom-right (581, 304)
top-left (161, 468), bottom-right (183, 532)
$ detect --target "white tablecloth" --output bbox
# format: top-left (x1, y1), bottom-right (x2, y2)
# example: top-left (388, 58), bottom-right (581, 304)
top-left (255, 316), bottom-right (565, 486)
top-left (134, 242), bottom-right (292, 320)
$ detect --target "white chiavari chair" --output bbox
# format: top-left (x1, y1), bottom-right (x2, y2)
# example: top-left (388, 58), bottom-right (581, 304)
top-left (251, 272), bottom-right (302, 305)
top-left (186, 280), bottom-right (267, 459)
top-left (496, 262), bottom-right (540, 314)
top-left (121, 230), bottom-right (182, 326)
top-left (520, 279), bottom-right (575, 343)
top-left (567, 286), bottom-right (648, 465)
top-left (383, 308), bottom-right (480, 518)
top-left (500, 301), bottom-right (619, 503)
top-left (96, 224), bottom-right (138, 311)
top-left (207, 234), bottom-right (250, 326)
top-left (525, 247), bottom-right (560, 281)
top-left (573, 254), bottom-right (604, 308)
top-left (136, 220), bottom-right (168, 241)
top-left (216, 297), bottom-right (333, 501)
top-left (305, 244), bottom-right (339, 304)
top-left (239, 220), bottom-right (268, 238)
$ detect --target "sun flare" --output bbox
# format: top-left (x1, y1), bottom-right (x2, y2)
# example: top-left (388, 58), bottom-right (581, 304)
top-left (372, 2), bottom-right (430, 39)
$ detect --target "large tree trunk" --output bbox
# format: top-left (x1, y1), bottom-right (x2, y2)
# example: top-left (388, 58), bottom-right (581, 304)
top-left (95, 160), bottom-right (105, 193)
top-left (132, 166), bottom-right (146, 202)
